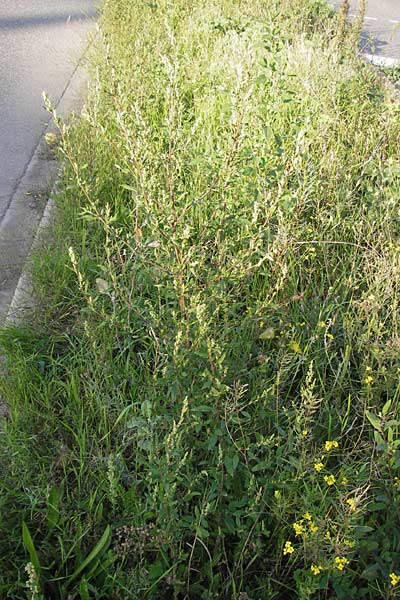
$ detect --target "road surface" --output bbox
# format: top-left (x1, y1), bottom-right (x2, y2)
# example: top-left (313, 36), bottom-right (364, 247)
top-left (0, 1), bottom-right (96, 323)
top-left (330, 0), bottom-right (400, 63)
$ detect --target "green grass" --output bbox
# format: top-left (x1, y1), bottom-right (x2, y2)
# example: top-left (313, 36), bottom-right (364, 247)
top-left (1, 0), bottom-right (400, 597)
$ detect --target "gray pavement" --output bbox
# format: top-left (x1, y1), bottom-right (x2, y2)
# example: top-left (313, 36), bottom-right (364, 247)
top-left (0, 1), bottom-right (96, 323)
top-left (329, 0), bottom-right (400, 62)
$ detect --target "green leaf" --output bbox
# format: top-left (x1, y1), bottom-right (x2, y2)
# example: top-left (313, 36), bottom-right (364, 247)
top-left (22, 522), bottom-right (42, 577)
top-left (366, 410), bottom-right (381, 431)
top-left (373, 430), bottom-right (385, 446)
top-left (289, 340), bottom-right (302, 355)
top-left (96, 278), bottom-right (110, 294)
top-left (48, 486), bottom-right (61, 529)
top-left (79, 579), bottom-right (90, 600)
top-left (382, 398), bottom-right (392, 416)
top-left (224, 453), bottom-right (239, 477)
top-left (259, 327), bottom-right (275, 340)
top-left (69, 525), bottom-right (112, 582)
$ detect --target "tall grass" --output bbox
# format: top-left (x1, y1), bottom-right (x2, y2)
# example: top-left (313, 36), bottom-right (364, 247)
top-left (1, 0), bottom-right (400, 598)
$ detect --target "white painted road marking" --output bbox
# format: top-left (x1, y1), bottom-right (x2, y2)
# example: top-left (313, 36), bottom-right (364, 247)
top-left (363, 53), bottom-right (399, 67)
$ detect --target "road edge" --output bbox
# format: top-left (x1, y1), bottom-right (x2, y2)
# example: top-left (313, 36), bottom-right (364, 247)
top-left (2, 41), bottom-right (93, 326)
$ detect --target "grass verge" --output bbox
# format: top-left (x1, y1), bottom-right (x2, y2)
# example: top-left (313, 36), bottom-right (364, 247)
top-left (1, 0), bottom-right (400, 598)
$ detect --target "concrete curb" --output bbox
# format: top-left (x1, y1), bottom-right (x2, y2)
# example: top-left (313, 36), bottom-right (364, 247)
top-left (1, 45), bottom-right (91, 327)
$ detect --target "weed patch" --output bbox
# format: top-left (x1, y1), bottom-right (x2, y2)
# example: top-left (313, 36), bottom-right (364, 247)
top-left (1, 1), bottom-right (400, 598)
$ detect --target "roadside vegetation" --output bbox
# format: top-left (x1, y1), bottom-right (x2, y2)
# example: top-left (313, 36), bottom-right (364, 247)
top-left (1, 0), bottom-right (400, 597)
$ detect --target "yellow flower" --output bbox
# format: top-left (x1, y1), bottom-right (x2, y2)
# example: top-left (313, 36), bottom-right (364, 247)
top-left (303, 512), bottom-right (312, 521)
top-left (324, 474), bottom-right (336, 486)
top-left (301, 429), bottom-right (308, 437)
top-left (274, 490), bottom-right (281, 499)
top-left (283, 541), bottom-right (294, 555)
top-left (293, 521), bottom-right (304, 536)
top-left (344, 538), bottom-right (355, 548)
top-left (390, 572), bottom-right (400, 586)
top-left (346, 498), bottom-right (355, 510)
top-left (364, 375), bottom-right (374, 385)
top-left (309, 523), bottom-right (319, 534)
top-left (325, 440), bottom-right (339, 451)
top-left (334, 556), bottom-right (349, 571)
top-left (311, 564), bottom-right (323, 576)
top-left (324, 531), bottom-right (331, 540)
top-left (314, 462), bottom-right (324, 472)
top-left (341, 476), bottom-right (348, 485)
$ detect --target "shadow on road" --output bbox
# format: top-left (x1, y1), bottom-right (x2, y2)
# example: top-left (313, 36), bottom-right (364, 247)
top-left (0, 10), bottom-right (97, 31)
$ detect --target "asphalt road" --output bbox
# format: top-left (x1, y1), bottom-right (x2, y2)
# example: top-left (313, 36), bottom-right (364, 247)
top-left (0, 0), bottom-right (96, 323)
top-left (330, 0), bottom-right (400, 61)
top-left (0, 0), bottom-right (95, 220)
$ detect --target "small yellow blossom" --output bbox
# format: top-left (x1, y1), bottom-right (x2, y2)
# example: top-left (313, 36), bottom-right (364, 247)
top-left (274, 490), bottom-right (281, 499)
top-left (283, 541), bottom-right (294, 555)
top-left (303, 512), bottom-right (312, 521)
top-left (309, 523), bottom-right (319, 534)
top-left (364, 375), bottom-right (374, 385)
top-left (311, 564), bottom-right (323, 575)
top-left (293, 521), bottom-right (305, 536)
top-left (334, 556), bottom-right (349, 571)
top-left (324, 474), bottom-right (336, 486)
top-left (344, 538), bottom-right (355, 548)
top-left (327, 333), bottom-right (334, 340)
top-left (325, 440), bottom-right (339, 451)
top-left (318, 321), bottom-right (326, 328)
top-left (390, 572), bottom-right (400, 586)
top-left (324, 531), bottom-right (331, 540)
top-left (314, 462), bottom-right (324, 472)
top-left (341, 476), bottom-right (348, 485)
top-left (346, 498), bottom-right (355, 510)
top-left (301, 429), bottom-right (308, 437)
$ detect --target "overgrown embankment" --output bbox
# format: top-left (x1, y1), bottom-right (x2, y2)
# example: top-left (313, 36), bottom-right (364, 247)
top-left (1, 1), bottom-right (400, 598)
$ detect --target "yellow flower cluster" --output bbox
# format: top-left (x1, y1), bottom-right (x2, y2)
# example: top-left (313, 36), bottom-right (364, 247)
top-left (311, 564), bottom-right (323, 576)
top-left (283, 541), bottom-right (294, 555)
top-left (325, 440), bottom-right (339, 451)
top-left (292, 514), bottom-right (319, 538)
top-left (390, 573), bottom-right (400, 586)
top-left (334, 556), bottom-right (349, 571)
top-left (324, 474), bottom-right (336, 486)
top-left (293, 522), bottom-right (304, 536)
top-left (346, 498), bottom-right (356, 510)
top-left (314, 462), bottom-right (324, 472)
